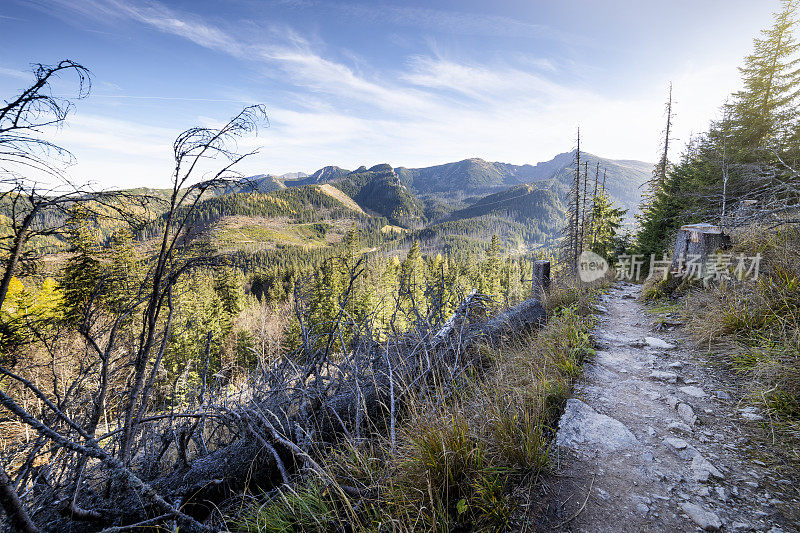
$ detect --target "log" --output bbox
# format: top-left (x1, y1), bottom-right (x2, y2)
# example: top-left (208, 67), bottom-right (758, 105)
top-left (109, 294), bottom-right (547, 526)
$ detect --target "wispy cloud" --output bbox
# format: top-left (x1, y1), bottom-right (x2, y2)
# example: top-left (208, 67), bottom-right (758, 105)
top-left (0, 65), bottom-right (30, 80)
top-left (25, 0), bottom-right (740, 187)
top-left (334, 3), bottom-right (570, 42)
top-left (91, 94), bottom-right (254, 103)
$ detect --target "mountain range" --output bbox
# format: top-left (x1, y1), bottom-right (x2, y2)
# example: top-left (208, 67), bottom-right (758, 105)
top-left (238, 151), bottom-right (651, 217)
top-left (186, 151), bottom-right (654, 259)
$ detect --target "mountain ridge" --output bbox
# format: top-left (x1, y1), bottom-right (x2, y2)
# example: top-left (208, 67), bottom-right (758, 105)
top-left (242, 151), bottom-right (651, 214)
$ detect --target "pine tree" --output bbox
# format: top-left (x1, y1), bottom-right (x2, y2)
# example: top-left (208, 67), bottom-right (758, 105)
top-left (399, 241), bottom-right (425, 316)
top-left (105, 228), bottom-right (141, 315)
top-left (731, 0), bottom-right (800, 149)
top-left (486, 234), bottom-right (501, 300)
top-left (61, 208), bottom-right (102, 326)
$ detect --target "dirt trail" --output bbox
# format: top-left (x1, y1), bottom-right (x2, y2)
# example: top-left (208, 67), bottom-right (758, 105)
top-left (540, 282), bottom-right (800, 532)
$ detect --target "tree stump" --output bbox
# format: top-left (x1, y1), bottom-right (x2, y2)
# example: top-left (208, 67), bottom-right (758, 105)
top-left (533, 260), bottom-right (551, 297)
top-left (671, 223), bottom-right (731, 272)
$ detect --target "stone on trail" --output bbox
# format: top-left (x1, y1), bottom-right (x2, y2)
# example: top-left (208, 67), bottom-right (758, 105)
top-left (679, 385), bottom-right (707, 398)
top-left (694, 468), bottom-right (711, 483)
top-left (679, 502), bottom-right (723, 531)
top-left (677, 402), bottom-right (697, 425)
top-left (694, 455), bottom-right (724, 480)
top-left (649, 371), bottom-right (678, 383)
top-left (556, 399), bottom-right (639, 453)
top-left (645, 336), bottom-right (676, 349)
top-left (668, 421), bottom-right (693, 435)
top-left (695, 486), bottom-right (711, 496)
top-left (714, 390), bottom-right (731, 401)
top-left (665, 437), bottom-right (689, 450)
top-left (666, 395), bottom-right (680, 409)
top-left (739, 407), bottom-right (765, 421)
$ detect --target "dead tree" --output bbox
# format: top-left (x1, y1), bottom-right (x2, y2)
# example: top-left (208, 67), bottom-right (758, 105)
top-left (0, 61), bottom-right (90, 312)
top-left (580, 160), bottom-right (589, 255)
top-left (560, 128), bottom-right (581, 273)
top-left (117, 104), bottom-right (268, 466)
top-left (0, 60), bottom-right (103, 533)
top-left (588, 162), bottom-right (600, 248)
top-left (109, 288), bottom-right (546, 526)
top-left (0, 102), bottom-right (268, 531)
top-left (648, 82), bottom-right (674, 197)
top-left (574, 131), bottom-right (581, 267)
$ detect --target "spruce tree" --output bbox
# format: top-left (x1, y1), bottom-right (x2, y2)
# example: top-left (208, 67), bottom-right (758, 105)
top-left (731, 0), bottom-right (800, 150)
top-left (486, 234), bottom-right (501, 300)
top-left (61, 208), bottom-right (102, 326)
top-left (591, 193), bottom-right (627, 261)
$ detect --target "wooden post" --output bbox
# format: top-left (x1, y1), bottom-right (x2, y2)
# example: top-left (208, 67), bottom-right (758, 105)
top-left (533, 260), bottom-right (551, 298)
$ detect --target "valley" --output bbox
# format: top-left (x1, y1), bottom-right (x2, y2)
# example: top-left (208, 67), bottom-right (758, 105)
top-left (169, 151), bottom-right (651, 271)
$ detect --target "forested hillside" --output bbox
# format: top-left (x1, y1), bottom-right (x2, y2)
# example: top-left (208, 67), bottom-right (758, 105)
top-left (209, 151), bottom-right (650, 253)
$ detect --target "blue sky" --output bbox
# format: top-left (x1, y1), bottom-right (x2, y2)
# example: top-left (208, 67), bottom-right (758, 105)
top-left (0, 0), bottom-right (778, 188)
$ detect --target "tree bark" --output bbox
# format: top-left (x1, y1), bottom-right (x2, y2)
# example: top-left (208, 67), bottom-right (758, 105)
top-left (0, 462), bottom-right (39, 533)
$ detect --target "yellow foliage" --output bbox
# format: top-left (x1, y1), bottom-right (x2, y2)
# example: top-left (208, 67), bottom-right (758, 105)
top-left (1, 276), bottom-right (63, 321)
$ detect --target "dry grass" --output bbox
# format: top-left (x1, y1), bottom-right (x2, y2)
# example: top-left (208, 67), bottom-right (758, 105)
top-left (232, 283), bottom-right (598, 532)
top-left (677, 225), bottom-right (800, 459)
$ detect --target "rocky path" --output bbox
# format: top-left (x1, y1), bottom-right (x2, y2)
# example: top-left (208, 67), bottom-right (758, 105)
top-left (540, 283), bottom-right (800, 532)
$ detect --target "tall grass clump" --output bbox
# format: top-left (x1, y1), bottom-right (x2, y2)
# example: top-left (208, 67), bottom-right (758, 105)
top-left (233, 283), bottom-right (598, 532)
top-left (682, 225), bottom-right (800, 459)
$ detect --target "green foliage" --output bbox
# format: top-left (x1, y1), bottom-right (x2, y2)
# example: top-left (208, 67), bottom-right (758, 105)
top-left (0, 276), bottom-right (63, 358)
top-left (287, 240), bottom-right (537, 349)
top-left (731, 0), bottom-right (800, 150)
top-left (636, 0), bottom-right (800, 265)
top-left (235, 481), bottom-right (343, 532)
top-left (484, 234), bottom-right (502, 301)
top-left (589, 192), bottom-right (627, 261)
top-left (61, 208), bottom-right (103, 325)
top-left (164, 268), bottom-right (250, 403)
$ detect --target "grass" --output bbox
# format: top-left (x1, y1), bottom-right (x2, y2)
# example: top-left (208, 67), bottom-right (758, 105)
top-left (652, 225), bottom-right (800, 461)
top-left (212, 217), bottom-right (337, 251)
top-left (231, 282), bottom-right (599, 532)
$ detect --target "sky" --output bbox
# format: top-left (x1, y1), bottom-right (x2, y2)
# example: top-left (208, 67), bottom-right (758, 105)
top-left (0, 0), bottom-right (780, 189)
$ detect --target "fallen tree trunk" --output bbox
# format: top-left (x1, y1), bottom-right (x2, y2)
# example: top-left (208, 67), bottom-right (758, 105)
top-left (61, 294), bottom-right (547, 530)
